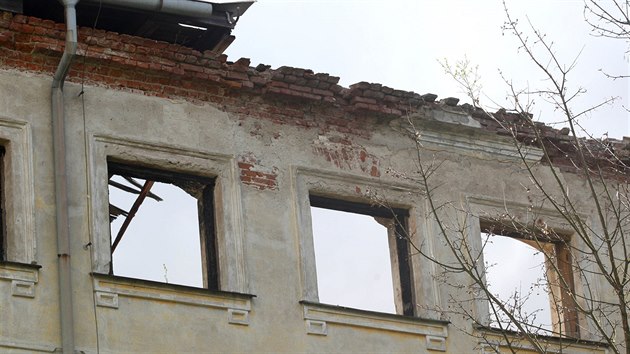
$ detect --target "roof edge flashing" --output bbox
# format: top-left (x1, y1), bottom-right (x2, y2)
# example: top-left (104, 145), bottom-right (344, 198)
top-left (82, 0), bottom-right (214, 18)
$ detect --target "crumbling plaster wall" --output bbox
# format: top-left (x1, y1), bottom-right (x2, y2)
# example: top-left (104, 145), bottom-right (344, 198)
top-left (0, 69), bottom-right (64, 352)
top-left (0, 67), bottom-right (610, 354)
top-left (0, 10), bottom-right (620, 354)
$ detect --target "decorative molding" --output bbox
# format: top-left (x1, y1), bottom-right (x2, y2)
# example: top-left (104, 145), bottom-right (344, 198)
top-left (426, 335), bottom-right (447, 352)
top-left (301, 302), bottom-right (448, 341)
top-left (88, 135), bottom-right (248, 293)
top-left (290, 165), bottom-right (421, 303)
top-left (465, 196), bottom-right (598, 336)
top-left (0, 262), bottom-right (39, 283)
top-left (227, 308), bottom-right (249, 326)
top-left (480, 344), bottom-right (499, 354)
top-left (427, 107), bottom-right (482, 128)
top-left (292, 166), bottom-right (420, 194)
top-left (305, 320), bottom-right (327, 336)
top-left (11, 280), bottom-right (35, 298)
top-left (0, 262), bottom-right (39, 298)
top-left (93, 274), bottom-right (254, 324)
top-left (95, 291), bottom-right (119, 309)
top-left (0, 117), bottom-right (36, 263)
top-left (290, 166), bottom-right (441, 321)
top-left (92, 134), bottom-right (234, 163)
top-left (466, 195), bottom-right (588, 225)
top-left (418, 128), bottom-right (544, 163)
top-left (476, 334), bottom-right (608, 354)
top-left (0, 336), bottom-right (57, 353)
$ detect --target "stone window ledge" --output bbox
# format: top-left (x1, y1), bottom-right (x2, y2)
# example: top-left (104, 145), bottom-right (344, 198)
top-left (0, 336), bottom-right (57, 353)
top-left (474, 326), bottom-right (609, 354)
top-left (92, 273), bottom-right (255, 325)
top-left (301, 301), bottom-right (449, 351)
top-left (0, 261), bottom-right (41, 298)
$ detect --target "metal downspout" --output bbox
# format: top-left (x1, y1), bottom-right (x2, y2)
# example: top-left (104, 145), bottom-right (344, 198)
top-left (52, 1), bottom-right (79, 353)
top-left (50, 1), bottom-right (217, 352)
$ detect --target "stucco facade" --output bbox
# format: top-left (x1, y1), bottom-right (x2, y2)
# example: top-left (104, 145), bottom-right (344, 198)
top-left (0, 7), bottom-right (626, 354)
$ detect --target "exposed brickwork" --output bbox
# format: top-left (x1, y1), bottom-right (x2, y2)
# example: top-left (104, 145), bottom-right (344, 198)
top-left (0, 11), bottom-right (628, 180)
top-left (238, 153), bottom-right (278, 190)
top-left (312, 136), bottom-right (381, 177)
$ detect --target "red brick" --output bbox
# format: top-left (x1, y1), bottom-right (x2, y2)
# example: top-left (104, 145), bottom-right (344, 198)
top-left (13, 15), bottom-right (27, 24)
top-left (288, 84), bottom-right (311, 93)
top-left (268, 81), bottom-right (289, 89)
top-left (225, 70), bottom-right (248, 81)
top-left (223, 80), bottom-right (243, 89)
top-left (297, 91), bottom-right (322, 100)
top-left (180, 63), bottom-right (204, 73)
top-left (251, 76), bottom-right (267, 86)
top-left (351, 96), bottom-right (377, 105)
top-left (312, 88), bottom-right (333, 97)
top-left (0, 30), bottom-right (13, 45)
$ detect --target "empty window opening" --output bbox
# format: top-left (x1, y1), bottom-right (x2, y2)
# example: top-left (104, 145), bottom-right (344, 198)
top-left (107, 162), bottom-right (217, 289)
top-left (482, 223), bottom-right (577, 336)
top-left (310, 195), bottom-right (413, 316)
top-left (483, 232), bottom-right (552, 332)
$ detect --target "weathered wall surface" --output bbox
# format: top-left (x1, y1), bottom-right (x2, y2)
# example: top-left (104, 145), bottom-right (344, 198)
top-left (0, 11), bottom-right (622, 354)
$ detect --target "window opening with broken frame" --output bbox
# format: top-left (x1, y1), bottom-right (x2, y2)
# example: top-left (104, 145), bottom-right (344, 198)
top-left (481, 221), bottom-right (578, 337)
top-left (309, 195), bottom-right (415, 316)
top-left (107, 162), bottom-right (218, 289)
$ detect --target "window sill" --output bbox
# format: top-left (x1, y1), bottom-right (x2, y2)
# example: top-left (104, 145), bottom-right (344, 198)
top-left (474, 325), bottom-right (609, 353)
top-left (92, 273), bottom-right (255, 325)
top-left (0, 261), bottom-right (41, 298)
top-left (300, 301), bottom-right (449, 351)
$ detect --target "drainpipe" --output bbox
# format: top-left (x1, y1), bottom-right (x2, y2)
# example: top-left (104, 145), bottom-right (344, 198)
top-left (52, 1), bottom-right (78, 353)
top-left (50, 1), bottom-right (222, 353)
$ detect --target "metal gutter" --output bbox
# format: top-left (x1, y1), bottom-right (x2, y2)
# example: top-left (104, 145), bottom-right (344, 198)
top-left (82, 0), bottom-right (214, 17)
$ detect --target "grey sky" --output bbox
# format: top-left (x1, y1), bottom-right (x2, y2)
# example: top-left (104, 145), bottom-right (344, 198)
top-left (311, 207), bottom-right (396, 313)
top-left (110, 177), bottom-right (204, 287)
top-left (483, 234), bottom-right (552, 331)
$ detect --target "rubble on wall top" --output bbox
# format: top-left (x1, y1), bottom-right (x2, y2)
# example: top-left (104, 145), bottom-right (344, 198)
top-left (1, 10), bottom-right (628, 177)
top-left (248, 61), bottom-right (629, 173)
